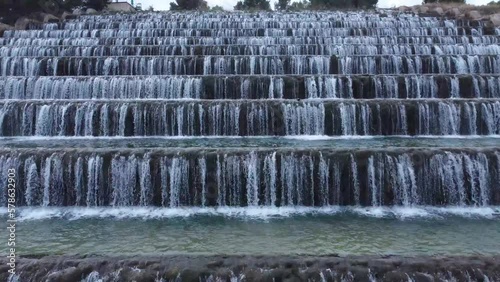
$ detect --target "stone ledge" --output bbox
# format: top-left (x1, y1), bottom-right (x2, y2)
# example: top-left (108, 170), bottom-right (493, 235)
top-left (2, 255), bottom-right (500, 282)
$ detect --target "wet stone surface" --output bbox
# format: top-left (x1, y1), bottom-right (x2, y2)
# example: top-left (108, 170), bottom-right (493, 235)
top-left (2, 255), bottom-right (500, 281)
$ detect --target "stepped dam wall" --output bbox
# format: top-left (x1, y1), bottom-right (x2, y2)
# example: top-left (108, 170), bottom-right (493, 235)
top-left (2, 9), bottom-right (500, 282)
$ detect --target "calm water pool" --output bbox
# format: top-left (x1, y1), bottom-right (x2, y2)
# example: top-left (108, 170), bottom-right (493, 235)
top-left (2, 206), bottom-right (499, 256)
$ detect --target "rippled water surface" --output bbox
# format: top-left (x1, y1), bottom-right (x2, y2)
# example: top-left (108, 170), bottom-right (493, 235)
top-left (1, 136), bottom-right (499, 149)
top-left (1, 207), bottom-right (500, 256)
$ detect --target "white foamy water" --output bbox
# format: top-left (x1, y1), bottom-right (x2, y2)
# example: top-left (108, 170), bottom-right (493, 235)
top-left (2, 135), bottom-right (499, 141)
top-left (283, 135), bottom-right (336, 140)
top-left (1, 206), bottom-right (499, 221)
top-left (352, 206), bottom-right (500, 219)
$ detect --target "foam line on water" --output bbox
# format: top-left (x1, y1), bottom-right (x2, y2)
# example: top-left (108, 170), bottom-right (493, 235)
top-left (284, 135), bottom-right (500, 140)
top-left (2, 135), bottom-right (500, 141)
top-left (8, 54), bottom-right (499, 58)
top-left (1, 206), bottom-right (499, 221)
top-left (4, 98), bottom-right (500, 103)
top-left (283, 135), bottom-right (335, 140)
top-left (2, 74), bottom-right (499, 78)
top-left (0, 135), bottom-right (253, 141)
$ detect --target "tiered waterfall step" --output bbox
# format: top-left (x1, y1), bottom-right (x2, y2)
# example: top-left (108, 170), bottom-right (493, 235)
top-left (3, 35), bottom-right (500, 45)
top-left (1, 99), bottom-right (499, 136)
top-left (1, 146), bottom-right (499, 207)
top-left (4, 27), bottom-right (494, 37)
top-left (1, 75), bottom-right (499, 99)
top-left (2, 44), bottom-right (500, 56)
top-left (40, 18), bottom-right (489, 29)
top-left (2, 54), bottom-right (499, 76)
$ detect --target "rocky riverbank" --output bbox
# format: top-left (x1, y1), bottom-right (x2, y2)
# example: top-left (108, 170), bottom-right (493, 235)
top-left (397, 3), bottom-right (500, 27)
top-left (1, 255), bottom-right (500, 281)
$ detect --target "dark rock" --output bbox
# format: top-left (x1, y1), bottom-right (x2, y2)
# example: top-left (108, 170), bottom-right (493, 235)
top-left (73, 9), bottom-right (84, 15)
top-left (86, 8), bottom-right (98, 14)
top-left (431, 7), bottom-right (444, 16)
top-left (0, 22), bottom-right (14, 36)
top-left (127, 269), bottom-right (157, 282)
top-left (466, 10), bottom-right (482, 20)
top-left (206, 260), bottom-right (224, 268)
top-left (46, 267), bottom-right (87, 282)
top-left (349, 266), bottom-right (370, 282)
top-left (398, 6), bottom-right (410, 13)
top-left (2, 255), bottom-right (500, 282)
top-left (14, 17), bottom-right (41, 30)
top-left (490, 13), bottom-right (500, 26)
top-left (448, 7), bottom-right (461, 18)
top-left (383, 270), bottom-right (409, 282)
top-left (29, 12), bottom-right (59, 23)
top-left (304, 259), bottom-right (316, 267)
top-left (180, 269), bottom-right (203, 282)
top-left (62, 12), bottom-right (78, 20)
top-left (411, 272), bottom-right (434, 282)
top-left (243, 269), bottom-right (266, 281)
top-left (284, 261), bottom-right (295, 268)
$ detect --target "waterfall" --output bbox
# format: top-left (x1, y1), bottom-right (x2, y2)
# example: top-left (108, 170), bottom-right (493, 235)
top-left (139, 155), bottom-right (152, 206)
top-left (1, 75), bottom-right (499, 100)
top-left (367, 156), bottom-right (379, 206)
top-left (481, 102), bottom-right (500, 135)
top-left (394, 155), bottom-right (418, 206)
top-left (318, 153), bottom-right (330, 206)
top-left (0, 10), bottom-right (499, 210)
top-left (2, 55), bottom-right (499, 76)
top-left (463, 153), bottom-right (490, 206)
top-left (216, 155), bottom-right (225, 207)
top-left (5, 10), bottom-right (500, 282)
top-left (246, 152), bottom-right (259, 206)
top-left (438, 102), bottom-right (460, 135)
top-left (263, 152), bottom-right (277, 206)
top-left (74, 157), bottom-right (84, 206)
top-left (87, 155), bottom-right (103, 207)
top-left (24, 157), bottom-right (40, 206)
top-left (42, 156), bottom-right (51, 206)
top-left (35, 105), bottom-right (52, 136)
top-left (463, 103), bottom-right (478, 135)
top-left (168, 157), bottom-right (189, 207)
top-left (340, 103), bottom-right (356, 135)
top-left (351, 154), bottom-right (360, 205)
top-left (111, 155), bottom-right (137, 207)
top-left (198, 157), bottom-right (207, 207)
top-left (283, 102), bottom-right (325, 135)
top-left (1, 149), bottom-right (497, 207)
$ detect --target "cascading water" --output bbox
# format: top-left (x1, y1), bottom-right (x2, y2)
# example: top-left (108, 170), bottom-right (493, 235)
top-left (1, 149), bottom-right (497, 207)
top-left (0, 10), bottom-right (499, 209)
top-left (1, 10), bottom-right (500, 281)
